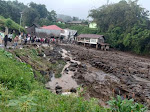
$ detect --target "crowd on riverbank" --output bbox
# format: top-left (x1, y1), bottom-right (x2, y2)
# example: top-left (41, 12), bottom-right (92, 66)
top-left (0, 33), bottom-right (65, 48)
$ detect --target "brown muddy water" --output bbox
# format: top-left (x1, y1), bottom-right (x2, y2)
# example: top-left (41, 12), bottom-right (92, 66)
top-left (45, 49), bottom-right (80, 92)
top-left (45, 47), bottom-right (119, 105)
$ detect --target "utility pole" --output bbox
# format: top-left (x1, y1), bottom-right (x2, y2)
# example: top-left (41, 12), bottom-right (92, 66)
top-left (107, 0), bottom-right (110, 5)
top-left (19, 12), bottom-right (23, 33)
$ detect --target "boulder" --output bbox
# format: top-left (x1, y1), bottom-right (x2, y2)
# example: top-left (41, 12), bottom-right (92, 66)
top-left (49, 71), bottom-right (54, 81)
top-left (38, 53), bottom-right (44, 57)
top-left (79, 64), bottom-right (87, 69)
top-left (70, 62), bottom-right (78, 67)
top-left (40, 70), bottom-right (47, 75)
top-left (55, 85), bottom-right (62, 94)
top-left (64, 57), bottom-right (70, 61)
top-left (69, 67), bottom-right (76, 72)
top-left (55, 85), bottom-right (62, 90)
top-left (70, 88), bottom-right (77, 93)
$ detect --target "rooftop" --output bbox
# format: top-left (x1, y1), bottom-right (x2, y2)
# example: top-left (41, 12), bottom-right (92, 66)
top-left (78, 34), bottom-right (104, 39)
top-left (41, 25), bottom-right (63, 30)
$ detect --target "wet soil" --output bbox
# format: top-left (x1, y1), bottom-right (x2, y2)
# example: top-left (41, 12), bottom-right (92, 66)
top-left (45, 48), bottom-right (80, 92)
top-left (7, 43), bottom-right (150, 107)
top-left (61, 44), bottom-right (150, 107)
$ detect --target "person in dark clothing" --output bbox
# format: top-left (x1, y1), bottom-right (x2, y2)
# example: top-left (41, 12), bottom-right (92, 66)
top-left (24, 35), bottom-right (28, 45)
top-left (4, 35), bottom-right (8, 48)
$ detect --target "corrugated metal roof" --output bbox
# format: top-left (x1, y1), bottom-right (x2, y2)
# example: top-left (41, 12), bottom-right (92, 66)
top-left (41, 25), bottom-right (63, 30)
top-left (78, 34), bottom-right (104, 39)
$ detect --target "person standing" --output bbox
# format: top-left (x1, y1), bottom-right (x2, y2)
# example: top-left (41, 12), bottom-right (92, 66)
top-left (24, 35), bottom-right (28, 45)
top-left (8, 33), bottom-right (13, 42)
top-left (4, 35), bottom-right (8, 48)
top-left (14, 35), bottom-right (19, 48)
top-left (19, 33), bottom-right (22, 44)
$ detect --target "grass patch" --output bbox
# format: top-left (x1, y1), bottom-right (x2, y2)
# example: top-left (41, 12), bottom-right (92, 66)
top-left (12, 47), bottom-right (66, 79)
top-left (49, 60), bottom-right (66, 78)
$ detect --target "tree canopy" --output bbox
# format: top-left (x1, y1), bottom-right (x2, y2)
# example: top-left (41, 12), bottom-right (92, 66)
top-left (89, 0), bottom-right (150, 54)
top-left (0, 0), bottom-right (57, 27)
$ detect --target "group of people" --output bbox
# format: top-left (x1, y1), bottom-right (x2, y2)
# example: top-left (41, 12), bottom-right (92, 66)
top-left (24, 35), bottom-right (58, 45)
top-left (3, 34), bottom-right (20, 48)
top-left (2, 32), bottom-right (65, 48)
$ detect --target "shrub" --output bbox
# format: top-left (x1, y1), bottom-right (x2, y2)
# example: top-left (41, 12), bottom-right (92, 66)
top-left (108, 95), bottom-right (147, 112)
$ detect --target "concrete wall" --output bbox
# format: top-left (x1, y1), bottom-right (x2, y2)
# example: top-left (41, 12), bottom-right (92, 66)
top-left (35, 28), bottom-right (61, 37)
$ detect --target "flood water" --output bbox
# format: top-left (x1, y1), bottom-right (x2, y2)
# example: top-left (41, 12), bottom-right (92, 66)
top-left (46, 48), bottom-right (80, 92)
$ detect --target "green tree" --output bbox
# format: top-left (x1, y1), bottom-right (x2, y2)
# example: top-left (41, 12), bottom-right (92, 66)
top-left (22, 8), bottom-right (39, 26)
top-left (0, 0), bottom-right (27, 23)
top-left (47, 10), bottom-right (57, 22)
top-left (30, 2), bottom-right (48, 18)
top-left (89, 0), bottom-right (150, 54)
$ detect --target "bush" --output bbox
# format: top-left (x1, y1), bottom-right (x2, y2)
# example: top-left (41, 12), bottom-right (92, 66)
top-left (108, 95), bottom-right (147, 112)
top-left (0, 16), bottom-right (25, 33)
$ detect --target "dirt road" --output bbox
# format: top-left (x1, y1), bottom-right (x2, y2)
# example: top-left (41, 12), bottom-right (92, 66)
top-left (61, 44), bottom-right (150, 107)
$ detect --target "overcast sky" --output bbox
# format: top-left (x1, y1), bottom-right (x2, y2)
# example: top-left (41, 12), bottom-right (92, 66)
top-left (10, 0), bottom-right (150, 19)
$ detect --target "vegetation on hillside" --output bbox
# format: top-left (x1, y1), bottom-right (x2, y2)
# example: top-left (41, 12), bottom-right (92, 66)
top-left (0, 16), bottom-right (25, 32)
top-left (89, 0), bottom-right (150, 54)
top-left (108, 96), bottom-right (147, 112)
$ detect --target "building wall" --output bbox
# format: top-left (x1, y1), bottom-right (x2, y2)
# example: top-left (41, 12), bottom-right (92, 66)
top-left (90, 38), bottom-right (98, 44)
top-left (60, 29), bottom-right (69, 39)
top-left (98, 37), bottom-right (105, 43)
top-left (77, 37), bottom-right (98, 44)
top-left (57, 21), bottom-right (65, 24)
top-left (35, 28), bottom-right (61, 37)
top-left (60, 29), bottom-right (77, 40)
top-left (89, 22), bottom-right (97, 29)
top-left (26, 26), bottom-right (36, 36)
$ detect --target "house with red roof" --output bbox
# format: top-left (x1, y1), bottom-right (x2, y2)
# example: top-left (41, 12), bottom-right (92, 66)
top-left (41, 25), bottom-right (63, 30)
top-left (35, 25), bottom-right (63, 38)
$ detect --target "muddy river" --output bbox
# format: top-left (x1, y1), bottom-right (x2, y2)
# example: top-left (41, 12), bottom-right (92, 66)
top-left (46, 48), bottom-right (80, 92)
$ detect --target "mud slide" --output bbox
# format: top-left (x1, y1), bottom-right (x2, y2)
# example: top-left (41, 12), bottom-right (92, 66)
top-left (61, 44), bottom-right (150, 107)
top-left (46, 48), bottom-right (80, 92)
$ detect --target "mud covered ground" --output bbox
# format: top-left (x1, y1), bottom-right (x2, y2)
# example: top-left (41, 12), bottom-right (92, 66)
top-left (61, 44), bottom-right (150, 107)
top-left (6, 43), bottom-right (150, 107)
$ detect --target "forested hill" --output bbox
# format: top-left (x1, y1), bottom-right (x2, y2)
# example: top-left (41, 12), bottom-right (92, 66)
top-left (89, 0), bottom-right (150, 55)
top-left (0, 0), bottom-right (57, 27)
